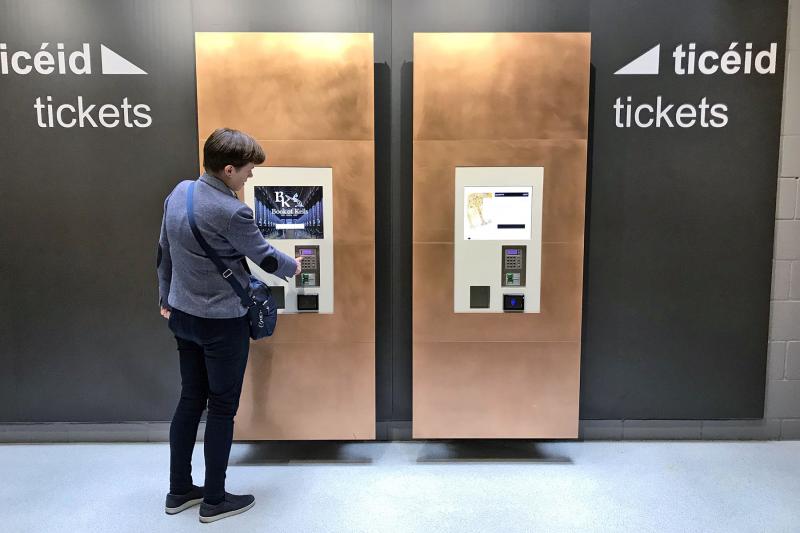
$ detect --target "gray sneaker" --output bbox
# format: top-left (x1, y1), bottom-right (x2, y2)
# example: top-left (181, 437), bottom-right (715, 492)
top-left (165, 485), bottom-right (204, 515)
top-left (199, 492), bottom-right (255, 523)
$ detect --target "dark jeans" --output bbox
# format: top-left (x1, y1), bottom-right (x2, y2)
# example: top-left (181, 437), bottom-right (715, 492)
top-left (167, 308), bottom-right (250, 504)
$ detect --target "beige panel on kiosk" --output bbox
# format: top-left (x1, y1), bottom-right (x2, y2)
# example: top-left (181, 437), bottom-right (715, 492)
top-left (412, 33), bottom-right (590, 439)
top-left (195, 33), bottom-right (375, 440)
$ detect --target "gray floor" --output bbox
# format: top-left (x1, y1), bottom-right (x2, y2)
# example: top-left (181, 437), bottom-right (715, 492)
top-left (2, 440), bottom-right (799, 533)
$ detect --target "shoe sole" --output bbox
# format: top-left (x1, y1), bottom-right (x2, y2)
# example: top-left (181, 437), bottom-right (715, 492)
top-left (165, 498), bottom-right (204, 515)
top-left (199, 500), bottom-right (255, 523)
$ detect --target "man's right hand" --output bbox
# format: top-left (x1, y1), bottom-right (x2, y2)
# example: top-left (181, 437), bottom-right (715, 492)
top-left (294, 257), bottom-right (303, 276)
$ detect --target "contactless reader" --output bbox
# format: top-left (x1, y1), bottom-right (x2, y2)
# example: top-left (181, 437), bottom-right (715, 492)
top-left (503, 294), bottom-right (525, 312)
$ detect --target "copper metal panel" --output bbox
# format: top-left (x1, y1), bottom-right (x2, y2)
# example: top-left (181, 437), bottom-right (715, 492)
top-left (413, 242), bottom-right (584, 343)
top-left (196, 33), bottom-right (375, 441)
top-left (414, 33), bottom-right (590, 141)
top-left (235, 342), bottom-right (375, 440)
top-left (196, 33), bottom-right (374, 141)
top-left (413, 139), bottom-right (588, 244)
top-left (268, 243), bottom-right (375, 344)
top-left (413, 341), bottom-right (581, 439)
top-left (413, 33), bottom-right (589, 438)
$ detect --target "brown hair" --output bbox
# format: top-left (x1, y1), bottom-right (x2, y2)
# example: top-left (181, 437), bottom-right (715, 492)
top-left (202, 128), bottom-right (265, 173)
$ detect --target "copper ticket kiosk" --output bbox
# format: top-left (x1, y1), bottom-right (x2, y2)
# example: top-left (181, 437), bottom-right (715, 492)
top-left (195, 33), bottom-right (376, 440)
top-left (412, 33), bottom-right (591, 438)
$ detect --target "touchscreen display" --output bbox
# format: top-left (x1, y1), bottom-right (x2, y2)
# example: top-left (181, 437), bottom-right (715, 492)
top-left (254, 186), bottom-right (323, 239)
top-left (464, 186), bottom-right (532, 240)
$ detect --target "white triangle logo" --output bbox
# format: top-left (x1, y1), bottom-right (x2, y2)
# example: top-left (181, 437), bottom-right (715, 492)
top-left (100, 45), bottom-right (147, 75)
top-left (614, 44), bottom-right (660, 75)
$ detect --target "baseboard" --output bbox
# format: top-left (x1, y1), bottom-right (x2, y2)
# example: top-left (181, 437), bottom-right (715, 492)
top-left (0, 419), bottom-right (793, 443)
top-left (0, 422), bottom-right (204, 443)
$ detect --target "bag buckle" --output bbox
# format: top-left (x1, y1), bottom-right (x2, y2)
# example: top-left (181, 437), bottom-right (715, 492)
top-left (222, 269), bottom-right (233, 278)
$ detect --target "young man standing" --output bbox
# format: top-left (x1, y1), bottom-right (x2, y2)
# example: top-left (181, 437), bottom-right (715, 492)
top-left (157, 128), bottom-right (301, 523)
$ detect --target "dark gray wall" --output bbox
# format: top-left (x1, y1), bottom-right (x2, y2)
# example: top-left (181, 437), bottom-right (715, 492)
top-left (0, 0), bottom-right (198, 421)
top-left (0, 0), bottom-right (788, 425)
top-left (582, 0), bottom-right (787, 418)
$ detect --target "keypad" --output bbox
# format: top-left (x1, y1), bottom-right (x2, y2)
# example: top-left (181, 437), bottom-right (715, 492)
top-left (296, 245), bottom-right (320, 288)
top-left (501, 246), bottom-right (526, 288)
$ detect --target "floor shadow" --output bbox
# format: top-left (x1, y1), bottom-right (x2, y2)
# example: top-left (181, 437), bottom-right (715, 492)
top-left (230, 440), bottom-right (375, 466)
top-left (415, 440), bottom-right (573, 464)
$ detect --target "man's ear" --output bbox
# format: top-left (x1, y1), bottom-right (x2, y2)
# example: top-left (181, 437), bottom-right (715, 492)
top-left (224, 164), bottom-right (234, 177)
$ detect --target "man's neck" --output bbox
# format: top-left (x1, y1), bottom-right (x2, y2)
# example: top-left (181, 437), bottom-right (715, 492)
top-left (205, 172), bottom-right (238, 198)
top-left (208, 171), bottom-right (228, 187)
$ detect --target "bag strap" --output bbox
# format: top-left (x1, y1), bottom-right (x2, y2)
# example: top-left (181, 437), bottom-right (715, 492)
top-left (186, 181), bottom-right (253, 308)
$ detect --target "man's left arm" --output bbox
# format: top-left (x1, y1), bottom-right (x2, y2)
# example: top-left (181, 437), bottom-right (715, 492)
top-left (157, 196), bottom-right (172, 310)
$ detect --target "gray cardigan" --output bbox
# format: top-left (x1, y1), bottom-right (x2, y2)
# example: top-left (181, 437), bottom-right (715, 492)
top-left (157, 173), bottom-right (297, 318)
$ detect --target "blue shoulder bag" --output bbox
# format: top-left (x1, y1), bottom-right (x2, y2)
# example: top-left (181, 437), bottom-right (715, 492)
top-left (186, 181), bottom-right (277, 339)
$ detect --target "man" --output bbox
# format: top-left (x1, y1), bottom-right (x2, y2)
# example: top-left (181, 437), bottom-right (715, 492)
top-left (157, 128), bottom-right (301, 523)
